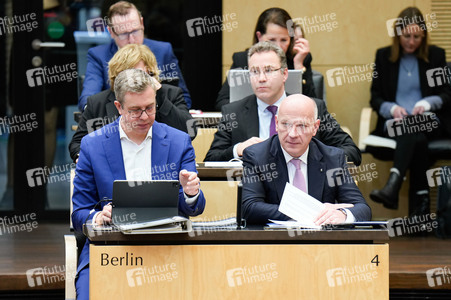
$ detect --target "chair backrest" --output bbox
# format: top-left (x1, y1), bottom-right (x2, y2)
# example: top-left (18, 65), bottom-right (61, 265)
top-left (312, 70), bottom-right (326, 102)
top-left (192, 127), bottom-right (217, 162)
top-left (191, 181), bottom-right (239, 222)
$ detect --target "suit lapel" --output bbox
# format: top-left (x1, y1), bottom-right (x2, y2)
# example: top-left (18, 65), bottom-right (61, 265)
top-left (307, 140), bottom-right (326, 202)
top-left (151, 122), bottom-right (170, 179)
top-left (103, 119), bottom-right (126, 179)
top-left (243, 96), bottom-right (259, 138)
top-left (269, 137), bottom-right (289, 201)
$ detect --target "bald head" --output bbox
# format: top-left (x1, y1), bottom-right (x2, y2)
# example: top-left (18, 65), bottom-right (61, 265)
top-left (276, 94), bottom-right (320, 157)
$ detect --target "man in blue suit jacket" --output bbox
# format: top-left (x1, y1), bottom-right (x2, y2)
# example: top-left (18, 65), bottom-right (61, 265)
top-left (242, 94), bottom-right (371, 225)
top-left (72, 69), bottom-right (205, 299)
top-left (79, 1), bottom-right (191, 111)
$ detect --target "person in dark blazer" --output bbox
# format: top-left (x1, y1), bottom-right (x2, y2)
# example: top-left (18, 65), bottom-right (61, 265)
top-left (69, 44), bottom-right (193, 163)
top-left (72, 69), bottom-right (205, 300)
top-left (215, 7), bottom-right (316, 110)
top-left (79, 1), bottom-right (191, 111)
top-left (205, 41), bottom-right (361, 165)
top-left (242, 94), bottom-right (371, 225)
top-left (369, 7), bottom-right (451, 216)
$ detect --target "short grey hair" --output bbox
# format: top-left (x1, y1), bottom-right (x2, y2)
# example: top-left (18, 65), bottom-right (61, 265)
top-left (248, 41), bottom-right (287, 70)
top-left (114, 69), bottom-right (158, 105)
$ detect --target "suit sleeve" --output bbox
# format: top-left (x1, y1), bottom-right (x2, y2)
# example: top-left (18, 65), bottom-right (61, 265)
top-left (315, 99), bottom-right (362, 165)
top-left (72, 136), bottom-right (100, 232)
top-left (241, 149), bottom-right (290, 224)
top-left (160, 43), bottom-right (192, 108)
top-left (177, 134), bottom-right (205, 216)
top-left (69, 95), bottom-right (96, 162)
top-left (370, 49), bottom-right (389, 112)
top-left (204, 105), bottom-right (235, 161)
top-left (156, 86), bottom-right (194, 137)
top-left (334, 154), bottom-right (372, 221)
top-left (78, 49), bottom-right (106, 112)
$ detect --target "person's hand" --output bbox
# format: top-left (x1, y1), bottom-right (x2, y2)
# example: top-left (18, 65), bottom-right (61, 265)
top-left (237, 137), bottom-right (264, 156)
top-left (392, 106), bottom-right (408, 119)
top-left (179, 170), bottom-right (200, 197)
top-left (411, 105), bottom-right (425, 115)
top-left (313, 203), bottom-right (354, 225)
top-left (95, 203), bottom-right (112, 226)
top-left (292, 37), bottom-right (310, 70)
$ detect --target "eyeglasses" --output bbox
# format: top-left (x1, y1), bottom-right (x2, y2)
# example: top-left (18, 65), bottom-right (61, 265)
top-left (127, 104), bottom-right (157, 118)
top-left (279, 121), bottom-right (314, 135)
top-left (249, 66), bottom-right (283, 78)
top-left (114, 28), bottom-right (144, 41)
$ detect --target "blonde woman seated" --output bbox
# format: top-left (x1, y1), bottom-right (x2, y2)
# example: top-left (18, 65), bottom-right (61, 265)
top-left (69, 44), bottom-right (194, 162)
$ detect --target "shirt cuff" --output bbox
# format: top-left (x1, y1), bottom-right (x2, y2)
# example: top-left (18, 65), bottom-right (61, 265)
top-left (233, 143), bottom-right (241, 159)
top-left (414, 100), bottom-right (431, 111)
top-left (344, 209), bottom-right (356, 223)
top-left (92, 212), bottom-right (101, 226)
top-left (184, 191), bottom-right (199, 205)
top-left (417, 96), bottom-right (443, 111)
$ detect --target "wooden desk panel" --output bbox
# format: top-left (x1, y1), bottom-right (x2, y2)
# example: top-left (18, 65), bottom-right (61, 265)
top-left (90, 244), bottom-right (389, 300)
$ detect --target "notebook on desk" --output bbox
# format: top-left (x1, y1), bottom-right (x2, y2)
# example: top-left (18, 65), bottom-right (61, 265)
top-left (112, 180), bottom-right (190, 233)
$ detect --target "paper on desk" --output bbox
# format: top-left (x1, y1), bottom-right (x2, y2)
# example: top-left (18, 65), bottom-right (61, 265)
top-left (203, 161), bottom-right (243, 168)
top-left (278, 182), bottom-right (325, 226)
top-left (268, 219), bottom-right (321, 229)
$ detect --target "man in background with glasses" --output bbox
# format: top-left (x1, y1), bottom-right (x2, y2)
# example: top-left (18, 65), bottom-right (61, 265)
top-left (204, 41), bottom-right (361, 165)
top-left (78, 1), bottom-right (192, 112)
top-left (72, 69), bottom-right (205, 300)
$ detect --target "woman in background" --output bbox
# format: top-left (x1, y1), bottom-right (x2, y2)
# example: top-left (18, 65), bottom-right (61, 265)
top-left (369, 7), bottom-right (451, 218)
top-left (215, 7), bottom-right (316, 110)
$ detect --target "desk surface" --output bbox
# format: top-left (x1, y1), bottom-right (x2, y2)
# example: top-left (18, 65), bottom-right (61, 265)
top-left (85, 224), bottom-right (388, 244)
top-left (196, 162), bottom-right (242, 178)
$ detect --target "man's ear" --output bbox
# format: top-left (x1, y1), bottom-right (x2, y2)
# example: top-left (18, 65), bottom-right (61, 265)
top-left (275, 115), bottom-right (279, 132)
top-left (114, 100), bottom-right (123, 115)
top-left (312, 119), bottom-right (320, 136)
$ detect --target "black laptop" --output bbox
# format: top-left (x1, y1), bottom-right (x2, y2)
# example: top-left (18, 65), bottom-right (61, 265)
top-left (111, 180), bottom-right (181, 228)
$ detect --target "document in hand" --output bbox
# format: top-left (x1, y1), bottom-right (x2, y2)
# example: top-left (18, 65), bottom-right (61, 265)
top-left (277, 182), bottom-right (325, 228)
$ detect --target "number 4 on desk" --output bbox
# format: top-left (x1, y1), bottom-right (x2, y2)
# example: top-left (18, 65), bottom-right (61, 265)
top-left (371, 255), bottom-right (380, 266)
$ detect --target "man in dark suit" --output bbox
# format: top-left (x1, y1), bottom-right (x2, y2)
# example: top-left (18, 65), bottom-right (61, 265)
top-left (72, 69), bottom-right (205, 299)
top-left (242, 94), bottom-right (371, 225)
top-left (205, 41), bottom-right (361, 165)
top-left (79, 1), bottom-right (191, 111)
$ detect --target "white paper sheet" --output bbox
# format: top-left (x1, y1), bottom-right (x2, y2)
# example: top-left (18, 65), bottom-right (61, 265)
top-left (278, 182), bottom-right (325, 226)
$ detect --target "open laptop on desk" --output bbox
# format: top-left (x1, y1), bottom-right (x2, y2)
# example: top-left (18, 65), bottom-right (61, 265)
top-left (228, 69), bottom-right (303, 103)
top-left (112, 180), bottom-right (190, 233)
